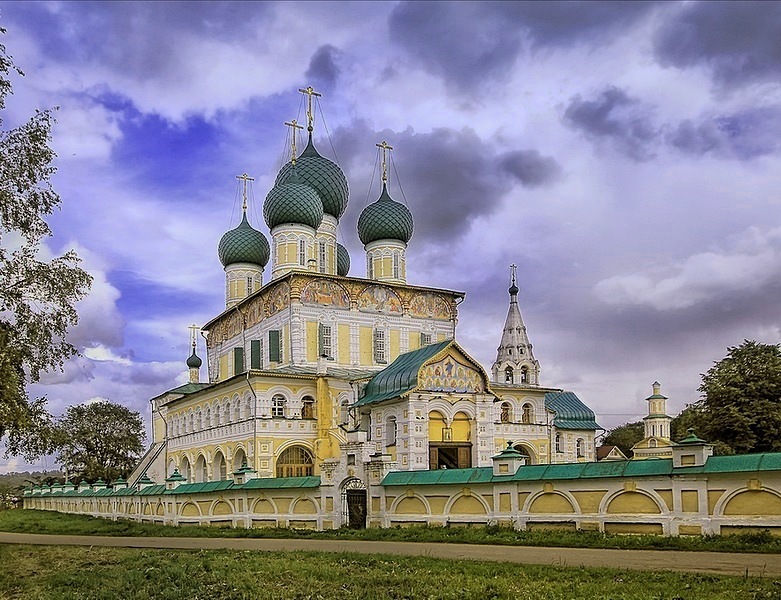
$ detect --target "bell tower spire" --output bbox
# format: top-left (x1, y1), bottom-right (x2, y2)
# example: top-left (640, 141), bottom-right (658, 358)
top-left (491, 264), bottom-right (540, 386)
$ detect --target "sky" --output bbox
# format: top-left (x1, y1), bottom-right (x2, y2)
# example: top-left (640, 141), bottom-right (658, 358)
top-left (2, 1), bottom-right (781, 472)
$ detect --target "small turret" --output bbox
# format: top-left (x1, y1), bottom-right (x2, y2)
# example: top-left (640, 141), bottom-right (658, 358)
top-left (186, 325), bottom-right (202, 384)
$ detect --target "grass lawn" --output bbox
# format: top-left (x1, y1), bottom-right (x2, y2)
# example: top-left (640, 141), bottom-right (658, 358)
top-left (3, 509), bottom-right (781, 554)
top-left (1, 544), bottom-right (779, 600)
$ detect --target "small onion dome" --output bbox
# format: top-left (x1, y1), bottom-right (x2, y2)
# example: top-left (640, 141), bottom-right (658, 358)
top-left (217, 213), bottom-right (270, 267)
top-left (357, 182), bottom-right (414, 245)
top-left (336, 243), bottom-right (350, 276)
top-left (509, 281), bottom-right (519, 296)
top-left (186, 349), bottom-right (202, 369)
top-left (275, 136), bottom-right (349, 219)
top-left (264, 167), bottom-right (324, 230)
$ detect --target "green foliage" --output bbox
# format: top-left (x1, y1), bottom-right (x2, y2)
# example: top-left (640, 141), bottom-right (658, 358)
top-left (696, 340), bottom-right (781, 454)
top-left (54, 401), bottom-right (145, 482)
top-left (600, 421), bottom-right (643, 457)
top-left (0, 29), bottom-right (92, 459)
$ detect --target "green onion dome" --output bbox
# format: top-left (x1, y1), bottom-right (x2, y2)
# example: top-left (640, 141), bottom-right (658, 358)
top-left (186, 349), bottom-right (202, 369)
top-left (275, 136), bottom-right (349, 219)
top-left (357, 183), bottom-right (414, 245)
top-left (218, 213), bottom-right (270, 267)
top-left (336, 243), bottom-right (350, 276)
top-left (264, 167), bottom-right (324, 231)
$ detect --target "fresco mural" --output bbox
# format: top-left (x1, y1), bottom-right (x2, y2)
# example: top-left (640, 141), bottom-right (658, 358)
top-left (419, 356), bottom-right (484, 393)
top-left (409, 292), bottom-right (450, 320)
top-left (301, 279), bottom-right (350, 308)
top-left (357, 285), bottom-right (403, 314)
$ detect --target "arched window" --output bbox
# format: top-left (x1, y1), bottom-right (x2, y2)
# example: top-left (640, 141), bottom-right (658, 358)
top-left (340, 399), bottom-right (350, 426)
top-left (204, 406), bottom-right (211, 428)
top-left (576, 438), bottom-right (585, 458)
top-left (272, 394), bottom-right (286, 418)
top-left (520, 366), bottom-right (529, 384)
top-left (522, 403), bottom-right (533, 424)
top-left (555, 433), bottom-right (562, 453)
top-left (234, 401), bottom-right (241, 422)
top-left (500, 402), bottom-right (511, 423)
top-left (214, 404), bottom-right (221, 426)
top-left (244, 397), bottom-right (253, 419)
top-left (649, 439), bottom-right (658, 448)
top-left (504, 366), bottom-right (514, 383)
top-left (213, 451), bottom-right (227, 480)
top-left (301, 396), bottom-right (316, 420)
top-left (276, 446), bottom-right (314, 478)
top-left (195, 455), bottom-right (208, 483)
top-left (224, 401), bottom-right (232, 423)
top-left (386, 416), bottom-right (397, 446)
top-left (194, 409), bottom-right (201, 431)
top-left (233, 448), bottom-right (247, 473)
top-left (180, 456), bottom-right (191, 482)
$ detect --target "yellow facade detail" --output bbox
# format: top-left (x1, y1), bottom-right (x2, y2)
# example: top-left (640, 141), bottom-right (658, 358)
top-left (428, 411), bottom-right (446, 441)
top-left (292, 498), bottom-right (317, 515)
top-left (396, 496), bottom-right (427, 515)
top-left (708, 490), bottom-right (725, 515)
top-left (452, 412), bottom-right (470, 442)
top-left (370, 497), bottom-right (379, 513)
top-left (426, 496), bottom-right (448, 514)
top-left (571, 491), bottom-right (606, 514)
top-left (681, 490), bottom-right (699, 513)
top-left (409, 333), bottom-right (420, 351)
top-left (499, 493), bottom-right (512, 512)
top-left (605, 523), bottom-right (663, 535)
top-left (219, 354), bottom-right (229, 381)
top-left (274, 498), bottom-right (292, 514)
top-left (338, 324), bottom-right (350, 361)
top-left (607, 492), bottom-right (662, 514)
top-left (359, 326), bottom-right (372, 365)
top-left (679, 525), bottom-right (702, 535)
top-left (656, 489), bottom-right (673, 511)
top-left (390, 329), bottom-right (400, 362)
top-left (529, 492), bottom-right (575, 514)
top-left (197, 501), bottom-right (211, 513)
top-left (282, 324), bottom-right (290, 363)
top-left (450, 495), bottom-right (486, 515)
top-left (252, 499), bottom-right (274, 514)
top-left (212, 501), bottom-right (233, 516)
top-left (723, 490), bottom-right (781, 516)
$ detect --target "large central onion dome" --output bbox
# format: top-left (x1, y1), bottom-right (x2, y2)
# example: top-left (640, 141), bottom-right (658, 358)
top-left (357, 183), bottom-right (414, 245)
top-left (218, 213), bottom-right (270, 267)
top-left (264, 168), bottom-right (324, 230)
top-left (275, 136), bottom-right (349, 219)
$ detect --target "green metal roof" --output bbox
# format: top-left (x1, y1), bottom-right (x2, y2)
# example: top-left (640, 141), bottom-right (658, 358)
top-left (544, 391), bottom-right (601, 430)
top-left (355, 340), bottom-right (452, 407)
top-left (382, 467), bottom-right (495, 487)
top-left (241, 476), bottom-right (320, 489)
top-left (357, 183), bottom-right (414, 245)
top-left (217, 213), bottom-right (270, 267)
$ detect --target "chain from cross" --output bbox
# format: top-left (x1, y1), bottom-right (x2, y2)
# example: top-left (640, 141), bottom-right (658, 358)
top-left (285, 119), bottom-right (305, 164)
top-left (236, 172), bottom-right (255, 212)
top-left (298, 86), bottom-right (322, 132)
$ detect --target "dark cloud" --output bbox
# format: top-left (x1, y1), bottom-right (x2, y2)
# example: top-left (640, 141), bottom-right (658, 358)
top-left (563, 86), bottom-right (659, 161)
top-left (668, 106), bottom-right (781, 160)
top-left (330, 120), bottom-right (560, 247)
top-left (499, 150), bottom-right (562, 187)
top-left (388, 2), bottom-right (656, 90)
top-left (653, 2), bottom-right (781, 90)
top-left (305, 45), bottom-right (341, 93)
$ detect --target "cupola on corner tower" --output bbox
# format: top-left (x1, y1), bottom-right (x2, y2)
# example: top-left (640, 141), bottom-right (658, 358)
top-left (217, 173), bottom-right (270, 308)
top-left (491, 264), bottom-right (540, 386)
top-left (357, 141), bottom-right (413, 284)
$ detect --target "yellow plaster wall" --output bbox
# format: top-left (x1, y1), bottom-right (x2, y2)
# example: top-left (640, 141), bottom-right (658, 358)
top-left (409, 332), bottom-right (420, 351)
top-left (529, 493), bottom-right (575, 514)
top-left (390, 329), bottom-right (400, 362)
top-left (338, 324), bottom-right (350, 362)
top-left (252, 499), bottom-right (275, 514)
top-left (605, 523), bottom-right (663, 535)
top-left (212, 501), bottom-right (233, 516)
top-left (681, 490), bottom-right (699, 513)
top-left (452, 412), bottom-right (471, 442)
top-left (219, 354), bottom-right (229, 381)
top-left (723, 490), bottom-right (781, 516)
top-left (499, 493), bottom-right (512, 512)
top-left (607, 492), bottom-right (662, 515)
top-left (395, 497), bottom-right (427, 514)
top-left (306, 320), bottom-right (318, 362)
top-left (282, 324), bottom-right (290, 363)
top-left (293, 498), bottom-right (317, 515)
top-left (450, 495), bottom-right (487, 515)
top-left (708, 490), bottom-right (725, 515)
top-left (571, 491), bottom-right (606, 514)
top-left (359, 326), bottom-right (372, 365)
top-left (657, 489), bottom-right (673, 511)
top-left (426, 496), bottom-right (448, 514)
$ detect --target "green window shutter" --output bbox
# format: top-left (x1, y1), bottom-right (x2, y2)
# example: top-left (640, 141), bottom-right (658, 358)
top-left (250, 340), bottom-right (261, 370)
top-left (269, 330), bottom-right (281, 363)
top-left (233, 347), bottom-right (244, 374)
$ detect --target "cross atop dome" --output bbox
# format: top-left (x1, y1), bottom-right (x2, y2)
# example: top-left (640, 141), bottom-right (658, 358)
top-left (298, 85), bottom-right (322, 133)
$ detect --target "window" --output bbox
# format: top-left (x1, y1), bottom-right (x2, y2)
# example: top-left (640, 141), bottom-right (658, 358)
top-left (392, 253), bottom-right (400, 279)
top-left (319, 241), bottom-right (327, 273)
top-left (276, 446), bottom-right (314, 478)
top-left (247, 276), bottom-right (253, 295)
top-left (576, 438), bottom-right (585, 458)
top-left (500, 402), bottom-right (511, 423)
top-left (520, 366), bottom-right (529, 384)
top-left (367, 257), bottom-right (374, 280)
top-left (373, 328), bottom-right (386, 363)
top-left (298, 239), bottom-right (306, 266)
top-left (505, 366), bottom-right (514, 383)
top-left (522, 403), bottom-right (533, 424)
top-left (319, 323), bottom-right (332, 358)
top-left (555, 433), bottom-right (562, 453)
top-left (301, 396), bottom-right (315, 419)
top-left (420, 332), bottom-right (432, 347)
top-left (233, 347), bottom-right (244, 375)
top-left (386, 416), bottom-right (397, 446)
top-left (272, 394), bottom-right (286, 418)
top-left (214, 451), bottom-right (227, 481)
top-left (269, 330), bottom-right (282, 363)
top-left (250, 339), bottom-right (262, 369)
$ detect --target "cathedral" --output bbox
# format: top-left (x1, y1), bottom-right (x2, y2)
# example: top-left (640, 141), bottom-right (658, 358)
top-left (136, 89), bottom-right (600, 497)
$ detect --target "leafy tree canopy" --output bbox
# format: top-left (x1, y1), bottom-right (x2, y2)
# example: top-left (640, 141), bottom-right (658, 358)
top-left (600, 421), bottom-right (644, 457)
top-left (696, 340), bottom-right (781, 454)
top-left (0, 29), bottom-right (92, 458)
top-left (55, 401), bottom-right (145, 483)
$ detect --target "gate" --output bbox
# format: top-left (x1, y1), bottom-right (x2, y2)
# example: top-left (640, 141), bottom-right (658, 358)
top-left (341, 478), bottom-right (367, 529)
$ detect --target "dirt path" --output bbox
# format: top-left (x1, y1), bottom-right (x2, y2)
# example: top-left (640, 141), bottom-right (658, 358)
top-left (1, 531), bottom-right (779, 577)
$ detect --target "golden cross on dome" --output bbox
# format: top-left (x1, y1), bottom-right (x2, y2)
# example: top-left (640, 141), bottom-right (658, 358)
top-left (298, 86), bottom-right (322, 132)
top-left (510, 263), bottom-right (517, 285)
top-left (188, 324), bottom-right (199, 349)
top-left (376, 140), bottom-right (393, 183)
top-left (285, 119), bottom-right (304, 164)
top-left (235, 172), bottom-right (254, 213)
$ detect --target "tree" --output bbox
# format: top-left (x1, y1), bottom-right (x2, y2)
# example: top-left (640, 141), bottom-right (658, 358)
top-left (0, 30), bottom-right (92, 458)
top-left (600, 421), bottom-right (644, 457)
top-left (696, 340), bottom-right (781, 454)
top-left (55, 401), bottom-right (145, 482)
